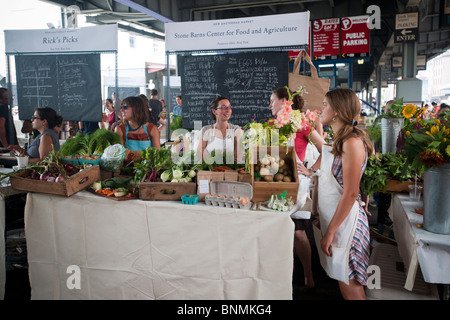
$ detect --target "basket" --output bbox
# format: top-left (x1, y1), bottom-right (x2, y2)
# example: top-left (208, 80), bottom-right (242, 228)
top-left (181, 194), bottom-right (199, 205)
top-left (63, 154), bottom-right (101, 166)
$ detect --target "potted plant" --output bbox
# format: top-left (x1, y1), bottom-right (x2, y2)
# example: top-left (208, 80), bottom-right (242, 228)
top-left (379, 98), bottom-right (408, 154)
top-left (402, 109), bottom-right (450, 234)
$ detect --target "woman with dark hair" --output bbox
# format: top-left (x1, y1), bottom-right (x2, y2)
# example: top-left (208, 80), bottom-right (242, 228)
top-left (8, 107), bottom-right (62, 163)
top-left (196, 96), bottom-right (243, 162)
top-left (313, 88), bottom-right (374, 300)
top-left (115, 96), bottom-right (160, 151)
top-left (270, 87), bottom-right (325, 290)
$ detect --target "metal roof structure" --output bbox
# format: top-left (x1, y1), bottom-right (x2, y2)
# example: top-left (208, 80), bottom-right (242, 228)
top-left (41, 0), bottom-right (450, 88)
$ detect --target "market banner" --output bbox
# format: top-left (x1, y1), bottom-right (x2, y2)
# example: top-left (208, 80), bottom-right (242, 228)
top-left (312, 18), bottom-right (340, 60)
top-left (340, 15), bottom-right (370, 58)
top-left (4, 24), bottom-right (118, 54)
top-left (165, 12), bottom-right (310, 51)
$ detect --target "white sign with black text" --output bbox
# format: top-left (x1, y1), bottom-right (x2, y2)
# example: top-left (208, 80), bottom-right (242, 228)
top-left (4, 24), bottom-right (118, 54)
top-left (165, 12), bottom-right (310, 51)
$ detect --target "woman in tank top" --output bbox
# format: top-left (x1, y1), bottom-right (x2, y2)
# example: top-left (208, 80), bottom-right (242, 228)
top-left (196, 96), bottom-right (243, 164)
top-left (8, 107), bottom-right (62, 164)
top-left (115, 96), bottom-right (160, 151)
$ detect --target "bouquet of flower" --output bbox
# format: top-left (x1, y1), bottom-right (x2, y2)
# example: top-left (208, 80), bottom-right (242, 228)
top-left (240, 86), bottom-right (318, 172)
top-left (392, 101), bottom-right (449, 171)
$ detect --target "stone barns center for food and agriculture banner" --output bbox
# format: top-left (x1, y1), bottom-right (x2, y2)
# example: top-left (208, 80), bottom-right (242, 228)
top-left (165, 12), bottom-right (310, 51)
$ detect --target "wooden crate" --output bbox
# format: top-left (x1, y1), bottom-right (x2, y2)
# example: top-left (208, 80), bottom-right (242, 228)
top-left (384, 180), bottom-right (424, 193)
top-left (251, 146), bottom-right (299, 203)
top-left (139, 182), bottom-right (196, 201)
top-left (10, 165), bottom-right (101, 197)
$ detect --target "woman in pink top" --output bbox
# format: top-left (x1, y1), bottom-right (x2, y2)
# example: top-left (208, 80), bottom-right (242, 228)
top-left (270, 87), bottom-right (326, 289)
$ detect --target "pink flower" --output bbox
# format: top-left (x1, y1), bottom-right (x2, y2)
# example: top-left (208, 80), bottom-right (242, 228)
top-left (274, 104), bottom-right (292, 128)
top-left (304, 109), bottom-right (318, 122)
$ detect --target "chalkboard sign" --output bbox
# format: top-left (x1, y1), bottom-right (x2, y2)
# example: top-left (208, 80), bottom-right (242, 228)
top-left (180, 51), bottom-right (289, 128)
top-left (15, 54), bottom-right (101, 121)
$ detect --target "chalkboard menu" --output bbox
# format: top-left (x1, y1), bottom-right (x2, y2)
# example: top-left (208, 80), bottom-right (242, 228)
top-left (15, 54), bottom-right (101, 121)
top-left (180, 51), bottom-right (289, 128)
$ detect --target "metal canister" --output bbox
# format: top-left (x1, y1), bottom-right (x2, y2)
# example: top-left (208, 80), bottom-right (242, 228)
top-left (381, 118), bottom-right (404, 154)
top-left (423, 163), bottom-right (450, 234)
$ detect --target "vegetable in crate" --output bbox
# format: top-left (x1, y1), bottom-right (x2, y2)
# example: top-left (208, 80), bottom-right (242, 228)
top-left (133, 147), bottom-right (174, 182)
top-left (0, 146), bottom-right (84, 183)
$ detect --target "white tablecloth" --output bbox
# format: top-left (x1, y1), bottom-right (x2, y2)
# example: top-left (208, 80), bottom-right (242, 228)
top-left (390, 194), bottom-right (450, 291)
top-left (24, 191), bottom-right (295, 300)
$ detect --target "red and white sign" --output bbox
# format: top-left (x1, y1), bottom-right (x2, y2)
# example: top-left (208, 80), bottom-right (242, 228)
top-left (312, 18), bottom-right (340, 59)
top-left (340, 15), bottom-right (370, 57)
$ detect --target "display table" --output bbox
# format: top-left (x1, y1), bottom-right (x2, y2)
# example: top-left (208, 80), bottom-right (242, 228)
top-left (24, 191), bottom-right (295, 300)
top-left (390, 194), bottom-right (450, 292)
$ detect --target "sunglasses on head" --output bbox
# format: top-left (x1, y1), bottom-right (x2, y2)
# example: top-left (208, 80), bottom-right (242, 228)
top-left (120, 104), bottom-right (128, 110)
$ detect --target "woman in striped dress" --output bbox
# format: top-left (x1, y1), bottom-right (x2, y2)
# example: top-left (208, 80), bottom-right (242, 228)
top-left (316, 88), bottom-right (374, 300)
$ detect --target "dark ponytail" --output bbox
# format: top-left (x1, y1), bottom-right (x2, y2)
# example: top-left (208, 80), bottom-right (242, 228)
top-left (272, 87), bottom-right (305, 111)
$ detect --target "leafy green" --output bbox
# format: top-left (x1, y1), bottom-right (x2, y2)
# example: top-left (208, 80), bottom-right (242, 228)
top-left (381, 97), bottom-right (404, 118)
top-left (58, 129), bottom-right (121, 157)
top-left (361, 152), bottom-right (422, 196)
top-left (366, 123), bottom-right (381, 143)
top-left (134, 147), bottom-right (174, 182)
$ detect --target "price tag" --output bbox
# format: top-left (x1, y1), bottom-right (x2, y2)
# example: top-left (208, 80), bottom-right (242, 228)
top-left (198, 180), bottom-right (209, 194)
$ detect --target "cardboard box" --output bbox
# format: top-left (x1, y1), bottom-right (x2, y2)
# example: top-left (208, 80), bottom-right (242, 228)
top-left (196, 170), bottom-right (252, 201)
top-left (10, 165), bottom-right (101, 197)
top-left (251, 146), bottom-right (299, 203)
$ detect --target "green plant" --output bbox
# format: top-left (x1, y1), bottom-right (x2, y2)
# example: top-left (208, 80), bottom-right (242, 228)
top-left (361, 152), bottom-right (422, 196)
top-left (58, 129), bottom-right (121, 157)
top-left (366, 123), bottom-right (381, 143)
top-left (381, 98), bottom-right (404, 118)
top-left (170, 115), bottom-right (183, 134)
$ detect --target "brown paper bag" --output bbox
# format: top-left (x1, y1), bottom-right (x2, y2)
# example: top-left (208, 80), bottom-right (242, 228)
top-left (288, 50), bottom-right (330, 112)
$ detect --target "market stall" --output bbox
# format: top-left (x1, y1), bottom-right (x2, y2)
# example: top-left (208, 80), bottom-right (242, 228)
top-left (24, 191), bottom-right (294, 300)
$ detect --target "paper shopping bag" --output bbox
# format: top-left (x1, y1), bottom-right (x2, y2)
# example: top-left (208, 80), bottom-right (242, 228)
top-left (288, 50), bottom-right (330, 112)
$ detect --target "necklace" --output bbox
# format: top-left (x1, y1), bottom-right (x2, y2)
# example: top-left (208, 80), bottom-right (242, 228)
top-left (128, 124), bottom-right (142, 131)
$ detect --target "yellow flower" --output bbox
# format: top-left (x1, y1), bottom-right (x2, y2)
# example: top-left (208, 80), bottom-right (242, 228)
top-left (405, 131), bottom-right (411, 136)
top-left (435, 119), bottom-right (440, 124)
top-left (444, 128), bottom-right (450, 136)
top-left (426, 125), bottom-right (440, 136)
top-left (443, 138), bottom-right (447, 142)
top-left (402, 104), bottom-right (416, 119)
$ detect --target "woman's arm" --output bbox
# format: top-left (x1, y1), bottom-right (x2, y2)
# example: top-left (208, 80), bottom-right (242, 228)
top-left (321, 137), bottom-right (365, 256)
top-left (234, 127), bottom-right (244, 164)
top-left (195, 127), bottom-right (209, 160)
top-left (314, 116), bottom-right (324, 138)
top-left (114, 124), bottom-right (125, 146)
top-left (150, 124), bottom-right (161, 149)
top-left (296, 130), bottom-right (325, 175)
top-left (31, 134), bottom-right (54, 163)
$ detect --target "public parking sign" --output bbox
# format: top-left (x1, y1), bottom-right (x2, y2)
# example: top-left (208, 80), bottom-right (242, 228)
top-left (394, 12), bottom-right (419, 43)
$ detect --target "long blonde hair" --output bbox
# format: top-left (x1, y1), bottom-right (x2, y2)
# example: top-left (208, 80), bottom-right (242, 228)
top-left (326, 88), bottom-right (373, 156)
